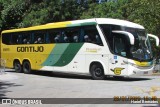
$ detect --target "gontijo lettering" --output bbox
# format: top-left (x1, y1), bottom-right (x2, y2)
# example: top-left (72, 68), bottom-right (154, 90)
top-left (17, 46), bottom-right (44, 52)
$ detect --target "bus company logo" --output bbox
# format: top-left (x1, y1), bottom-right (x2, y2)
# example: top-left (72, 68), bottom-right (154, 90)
top-left (111, 68), bottom-right (124, 75)
top-left (17, 46), bottom-right (44, 52)
top-left (86, 48), bottom-right (101, 53)
top-left (2, 99), bottom-right (11, 104)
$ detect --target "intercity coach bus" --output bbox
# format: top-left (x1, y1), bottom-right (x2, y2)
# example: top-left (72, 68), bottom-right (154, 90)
top-left (0, 18), bottom-right (159, 80)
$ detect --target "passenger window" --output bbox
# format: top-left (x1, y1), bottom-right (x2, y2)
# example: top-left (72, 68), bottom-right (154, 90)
top-left (62, 31), bottom-right (70, 43)
top-left (48, 30), bottom-right (61, 43)
top-left (2, 34), bottom-right (11, 45)
top-left (16, 34), bottom-right (22, 44)
top-left (22, 33), bottom-right (31, 44)
top-left (83, 25), bottom-right (102, 45)
top-left (12, 34), bottom-right (21, 44)
top-left (34, 31), bottom-right (45, 44)
top-left (64, 27), bottom-right (80, 43)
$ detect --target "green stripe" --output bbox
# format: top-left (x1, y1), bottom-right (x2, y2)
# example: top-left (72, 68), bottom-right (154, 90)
top-left (67, 23), bottom-right (81, 27)
top-left (67, 22), bottom-right (97, 27)
top-left (42, 44), bottom-right (69, 66)
top-left (80, 22), bottom-right (97, 26)
top-left (53, 43), bottom-right (83, 66)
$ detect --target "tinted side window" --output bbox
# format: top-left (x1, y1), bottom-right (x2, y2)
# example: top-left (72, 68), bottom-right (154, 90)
top-left (63, 27), bottom-right (80, 43)
top-left (47, 29), bottom-right (62, 43)
top-left (2, 33), bottom-right (31, 45)
top-left (82, 25), bottom-right (102, 45)
top-left (22, 33), bottom-right (31, 44)
top-left (2, 34), bottom-right (11, 45)
top-left (33, 31), bottom-right (46, 44)
top-left (11, 34), bottom-right (20, 44)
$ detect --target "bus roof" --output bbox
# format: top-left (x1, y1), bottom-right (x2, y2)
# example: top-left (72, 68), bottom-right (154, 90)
top-left (95, 18), bottom-right (144, 29)
top-left (2, 18), bottom-right (144, 34)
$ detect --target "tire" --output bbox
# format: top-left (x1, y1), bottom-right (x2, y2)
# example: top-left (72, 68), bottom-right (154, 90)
top-left (23, 61), bottom-right (31, 74)
top-left (114, 76), bottom-right (124, 80)
top-left (14, 61), bottom-right (22, 73)
top-left (90, 64), bottom-right (105, 80)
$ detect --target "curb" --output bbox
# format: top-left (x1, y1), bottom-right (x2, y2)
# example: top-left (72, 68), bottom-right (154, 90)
top-left (152, 73), bottom-right (160, 76)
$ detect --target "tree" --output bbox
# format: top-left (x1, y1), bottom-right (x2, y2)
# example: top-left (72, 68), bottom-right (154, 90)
top-left (126, 0), bottom-right (160, 36)
top-left (0, 0), bottom-right (30, 29)
top-left (80, 0), bottom-right (129, 19)
top-left (125, 0), bottom-right (160, 57)
top-left (18, 0), bottom-right (87, 27)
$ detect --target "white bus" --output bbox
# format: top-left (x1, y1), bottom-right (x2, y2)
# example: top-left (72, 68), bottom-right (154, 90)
top-left (1, 18), bottom-right (159, 79)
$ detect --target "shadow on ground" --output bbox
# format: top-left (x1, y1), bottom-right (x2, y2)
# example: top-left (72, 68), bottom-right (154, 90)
top-left (142, 105), bottom-right (160, 107)
top-left (0, 80), bottom-right (23, 100)
top-left (5, 70), bottom-right (152, 82)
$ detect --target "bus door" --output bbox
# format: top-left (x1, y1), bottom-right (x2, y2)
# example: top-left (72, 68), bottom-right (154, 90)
top-left (109, 34), bottom-right (128, 76)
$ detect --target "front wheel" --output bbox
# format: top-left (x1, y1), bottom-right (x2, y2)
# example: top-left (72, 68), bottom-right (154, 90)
top-left (90, 64), bottom-right (105, 80)
top-left (14, 61), bottom-right (22, 73)
top-left (23, 61), bottom-right (31, 74)
top-left (113, 76), bottom-right (124, 80)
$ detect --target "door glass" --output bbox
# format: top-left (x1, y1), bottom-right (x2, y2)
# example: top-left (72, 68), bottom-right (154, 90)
top-left (114, 36), bottom-right (126, 57)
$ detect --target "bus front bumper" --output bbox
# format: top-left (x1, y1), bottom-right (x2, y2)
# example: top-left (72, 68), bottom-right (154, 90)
top-left (128, 65), bottom-right (154, 77)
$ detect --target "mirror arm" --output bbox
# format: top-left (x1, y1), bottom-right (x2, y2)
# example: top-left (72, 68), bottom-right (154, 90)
top-left (148, 34), bottom-right (159, 46)
top-left (112, 30), bottom-right (135, 45)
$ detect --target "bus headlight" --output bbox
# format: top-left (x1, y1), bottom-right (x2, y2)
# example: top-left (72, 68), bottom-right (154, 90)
top-left (123, 60), bottom-right (138, 68)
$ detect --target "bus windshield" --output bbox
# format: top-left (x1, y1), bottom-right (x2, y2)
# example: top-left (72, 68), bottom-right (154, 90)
top-left (100, 24), bottom-right (153, 61)
top-left (124, 28), bottom-right (153, 61)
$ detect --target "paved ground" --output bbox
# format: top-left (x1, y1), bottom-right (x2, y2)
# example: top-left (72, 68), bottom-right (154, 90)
top-left (0, 69), bottom-right (160, 107)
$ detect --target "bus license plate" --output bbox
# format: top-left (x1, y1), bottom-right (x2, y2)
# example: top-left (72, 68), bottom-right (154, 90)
top-left (144, 71), bottom-right (148, 74)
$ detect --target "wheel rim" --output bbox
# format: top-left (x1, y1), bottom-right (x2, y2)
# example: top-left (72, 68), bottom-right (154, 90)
top-left (24, 63), bottom-right (29, 72)
top-left (15, 63), bottom-right (20, 71)
top-left (94, 67), bottom-right (103, 77)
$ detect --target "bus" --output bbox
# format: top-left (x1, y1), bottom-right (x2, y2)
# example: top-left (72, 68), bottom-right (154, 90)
top-left (0, 18), bottom-right (159, 80)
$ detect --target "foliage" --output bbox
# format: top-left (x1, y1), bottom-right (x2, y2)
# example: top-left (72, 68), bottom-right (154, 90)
top-left (126, 0), bottom-right (160, 36)
top-left (16, 0), bottom-right (87, 27)
top-left (0, 0), bottom-right (30, 29)
top-left (0, 0), bottom-right (159, 56)
top-left (80, 0), bottom-right (129, 19)
top-left (126, 0), bottom-right (160, 57)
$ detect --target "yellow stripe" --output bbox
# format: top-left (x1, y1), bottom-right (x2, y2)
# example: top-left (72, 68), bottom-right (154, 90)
top-left (134, 60), bottom-right (150, 67)
top-left (2, 21), bottom-right (72, 33)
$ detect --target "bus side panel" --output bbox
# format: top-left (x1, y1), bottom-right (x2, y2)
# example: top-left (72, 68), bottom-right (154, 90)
top-left (33, 44), bottom-right (56, 70)
top-left (1, 44), bottom-right (55, 70)
top-left (83, 43), bottom-right (109, 75)
top-left (67, 45), bottom-right (86, 73)
top-left (1, 44), bottom-right (13, 68)
top-left (108, 55), bottom-right (128, 76)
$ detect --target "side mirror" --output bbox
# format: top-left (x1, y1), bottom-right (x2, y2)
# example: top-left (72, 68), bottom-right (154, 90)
top-left (112, 30), bottom-right (135, 45)
top-left (147, 34), bottom-right (159, 46)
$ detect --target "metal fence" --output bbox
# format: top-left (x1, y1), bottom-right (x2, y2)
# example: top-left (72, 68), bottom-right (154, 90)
top-left (0, 58), bottom-right (6, 74)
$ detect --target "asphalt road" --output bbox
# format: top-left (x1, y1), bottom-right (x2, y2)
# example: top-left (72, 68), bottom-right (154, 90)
top-left (0, 69), bottom-right (160, 107)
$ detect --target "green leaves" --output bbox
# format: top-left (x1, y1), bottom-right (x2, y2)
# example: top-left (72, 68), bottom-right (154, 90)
top-left (81, 0), bottom-right (129, 19)
top-left (0, 0), bottom-right (159, 57)
top-left (0, 0), bottom-right (87, 28)
top-left (126, 0), bottom-right (160, 35)
top-left (0, 0), bottom-right (29, 29)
